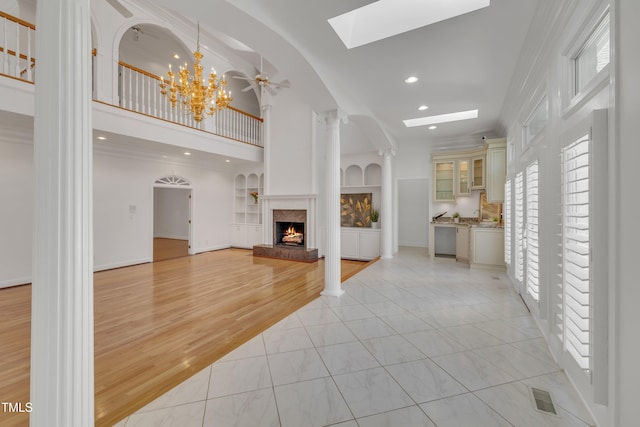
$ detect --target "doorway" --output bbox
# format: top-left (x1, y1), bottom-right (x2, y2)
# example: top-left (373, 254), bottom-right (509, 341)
top-left (397, 178), bottom-right (429, 248)
top-left (153, 186), bottom-right (192, 262)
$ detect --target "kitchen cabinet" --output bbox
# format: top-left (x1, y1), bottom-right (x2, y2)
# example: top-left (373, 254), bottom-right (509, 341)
top-left (434, 161), bottom-right (455, 201)
top-left (485, 138), bottom-right (507, 202)
top-left (341, 228), bottom-right (380, 260)
top-left (471, 155), bottom-right (485, 189)
top-left (432, 147), bottom-right (486, 201)
top-left (470, 227), bottom-right (505, 269)
top-left (456, 225), bottom-right (470, 262)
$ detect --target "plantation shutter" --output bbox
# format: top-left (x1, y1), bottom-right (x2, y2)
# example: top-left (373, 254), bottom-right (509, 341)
top-left (562, 135), bottom-right (590, 370)
top-left (514, 172), bottom-right (524, 282)
top-left (504, 179), bottom-right (512, 265)
top-left (526, 162), bottom-right (540, 301)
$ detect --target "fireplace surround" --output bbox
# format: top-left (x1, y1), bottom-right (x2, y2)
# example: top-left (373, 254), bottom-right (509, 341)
top-left (253, 207), bottom-right (318, 262)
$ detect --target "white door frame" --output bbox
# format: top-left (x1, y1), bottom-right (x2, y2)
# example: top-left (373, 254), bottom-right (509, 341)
top-left (152, 175), bottom-right (194, 257)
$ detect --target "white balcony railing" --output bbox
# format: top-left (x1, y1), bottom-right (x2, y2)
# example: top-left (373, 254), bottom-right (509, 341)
top-left (118, 61), bottom-right (263, 147)
top-left (0, 11), bottom-right (36, 83)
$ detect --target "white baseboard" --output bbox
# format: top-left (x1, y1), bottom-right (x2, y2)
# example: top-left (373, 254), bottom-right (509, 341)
top-left (398, 241), bottom-right (428, 248)
top-left (0, 276), bottom-right (31, 289)
top-left (153, 234), bottom-right (188, 240)
top-left (94, 257), bottom-right (152, 272)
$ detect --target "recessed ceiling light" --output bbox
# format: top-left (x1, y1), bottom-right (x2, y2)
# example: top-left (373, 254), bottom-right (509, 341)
top-left (403, 109), bottom-right (479, 127)
top-left (429, 125), bottom-right (438, 130)
top-left (184, 152), bottom-right (191, 156)
top-left (97, 136), bottom-right (106, 140)
top-left (404, 76), bottom-right (418, 84)
top-left (328, 0), bottom-right (491, 49)
top-left (418, 105), bottom-right (429, 111)
top-left (173, 54), bottom-right (180, 59)
top-left (162, 155), bottom-right (168, 158)
top-left (225, 159), bottom-right (231, 163)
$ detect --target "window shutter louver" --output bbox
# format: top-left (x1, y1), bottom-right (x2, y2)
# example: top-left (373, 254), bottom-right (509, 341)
top-left (504, 180), bottom-right (512, 265)
top-left (526, 162), bottom-right (540, 301)
top-left (562, 135), bottom-right (590, 371)
top-left (515, 172), bottom-right (524, 282)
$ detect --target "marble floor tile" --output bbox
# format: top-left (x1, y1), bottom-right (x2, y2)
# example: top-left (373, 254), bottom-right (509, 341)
top-left (126, 401), bottom-right (206, 427)
top-left (473, 318), bottom-right (536, 343)
top-left (296, 307), bottom-right (341, 326)
top-left (363, 301), bottom-right (407, 317)
top-left (203, 388), bottom-right (279, 427)
top-left (510, 338), bottom-right (557, 365)
top-left (333, 367), bottom-right (414, 418)
top-left (297, 298), bottom-right (328, 311)
top-left (316, 341), bottom-right (380, 375)
top-left (345, 288), bottom-right (389, 304)
top-left (218, 334), bottom-right (266, 362)
top-left (474, 381), bottom-right (591, 427)
top-left (112, 417), bottom-right (128, 427)
top-left (262, 327), bottom-right (314, 354)
top-left (385, 358), bottom-right (467, 403)
top-left (305, 322), bottom-right (357, 347)
top-left (267, 348), bottom-right (329, 386)
top-left (403, 329), bottom-right (469, 357)
top-left (331, 304), bottom-right (376, 321)
top-left (343, 317), bottom-right (397, 340)
top-left (420, 393), bottom-right (511, 427)
top-left (440, 324), bottom-right (506, 349)
top-left (431, 351), bottom-right (516, 391)
top-left (361, 335), bottom-right (425, 366)
top-left (137, 366), bottom-right (211, 413)
top-left (274, 377), bottom-right (353, 427)
top-left (416, 306), bottom-right (491, 328)
top-left (379, 313), bottom-right (432, 334)
top-left (208, 356), bottom-right (272, 398)
top-left (320, 293), bottom-right (360, 307)
top-left (356, 405), bottom-right (436, 427)
top-left (474, 344), bottom-right (560, 379)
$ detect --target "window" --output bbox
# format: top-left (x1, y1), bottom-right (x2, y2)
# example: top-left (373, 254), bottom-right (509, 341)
top-left (562, 135), bottom-right (590, 371)
top-left (574, 12), bottom-right (610, 95)
top-left (514, 172), bottom-right (524, 282)
top-left (526, 161), bottom-right (540, 301)
top-left (523, 96), bottom-right (548, 147)
top-left (504, 179), bottom-right (512, 265)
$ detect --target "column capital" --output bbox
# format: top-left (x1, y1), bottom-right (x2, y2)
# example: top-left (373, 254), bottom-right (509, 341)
top-left (378, 148), bottom-right (397, 157)
top-left (261, 104), bottom-right (272, 112)
top-left (322, 108), bottom-right (349, 125)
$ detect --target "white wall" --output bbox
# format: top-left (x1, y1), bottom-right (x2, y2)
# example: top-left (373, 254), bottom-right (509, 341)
top-left (0, 136), bottom-right (234, 285)
top-left (153, 187), bottom-right (190, 240)
top-left (0, 140), bottom-right (32, 288)
top-left (93, 151), bottom-right (233, 271)
top-left (267, 89), bottom-right (313, 195)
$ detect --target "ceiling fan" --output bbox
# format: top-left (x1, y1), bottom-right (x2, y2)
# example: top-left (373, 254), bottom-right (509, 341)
top-left (233, 56), bottom-right (290, 95)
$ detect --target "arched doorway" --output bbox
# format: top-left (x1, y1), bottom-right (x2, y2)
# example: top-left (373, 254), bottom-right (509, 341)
top-left (153, 175), bottom-right (193, 261)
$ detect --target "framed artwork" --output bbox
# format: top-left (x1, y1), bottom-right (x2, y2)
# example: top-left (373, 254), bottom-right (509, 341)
top-left (340, 193), bottom-right (372, 227)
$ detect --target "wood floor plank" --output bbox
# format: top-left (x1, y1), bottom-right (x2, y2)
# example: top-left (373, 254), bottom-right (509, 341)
top-left (0, 249), bottom-right (373, 426)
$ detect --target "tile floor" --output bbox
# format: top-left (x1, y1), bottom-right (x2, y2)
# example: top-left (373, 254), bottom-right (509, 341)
top-left (114, 247), bottom-right (595, 427)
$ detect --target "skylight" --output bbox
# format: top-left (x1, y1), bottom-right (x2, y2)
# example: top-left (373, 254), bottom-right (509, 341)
top-left (403, 109), bottom-right (479, 127)
top-left (329, 0), bottom-right (491, 49)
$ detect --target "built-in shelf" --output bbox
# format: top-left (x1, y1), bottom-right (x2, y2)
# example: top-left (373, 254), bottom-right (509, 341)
top-left (340, 162), bottom-right (382, 187)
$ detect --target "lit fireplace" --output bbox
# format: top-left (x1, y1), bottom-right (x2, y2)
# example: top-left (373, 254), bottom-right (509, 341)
top-left (276, 222), bottom-right (305, 247)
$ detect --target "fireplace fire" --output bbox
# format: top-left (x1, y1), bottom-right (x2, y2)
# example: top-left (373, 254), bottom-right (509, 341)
top-left (276, 222), bottom-right (304, 247)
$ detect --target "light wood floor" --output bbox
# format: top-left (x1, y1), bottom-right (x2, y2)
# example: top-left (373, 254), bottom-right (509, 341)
top-left (153, 237), bottom-right (189, 262)
top-left (0, 249), bottom-right (374, 427)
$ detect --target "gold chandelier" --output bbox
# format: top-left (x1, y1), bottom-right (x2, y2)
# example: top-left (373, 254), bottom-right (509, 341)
top-left (159, 23), bottom-right (232, 122)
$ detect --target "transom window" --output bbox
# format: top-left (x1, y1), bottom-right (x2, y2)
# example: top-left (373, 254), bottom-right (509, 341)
top-left (574, 12), bottom-right (610, 95)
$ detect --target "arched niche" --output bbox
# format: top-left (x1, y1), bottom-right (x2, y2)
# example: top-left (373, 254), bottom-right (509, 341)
top-left (344, 165), bottom-right (363, 187)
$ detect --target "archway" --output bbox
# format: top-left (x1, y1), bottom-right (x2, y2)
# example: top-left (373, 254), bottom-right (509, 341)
top-left (153, 175), bottom-right (193, 261)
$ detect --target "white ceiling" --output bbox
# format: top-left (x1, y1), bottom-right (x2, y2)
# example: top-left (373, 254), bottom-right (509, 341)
top-left (145, 0), bottom-right (539, 151)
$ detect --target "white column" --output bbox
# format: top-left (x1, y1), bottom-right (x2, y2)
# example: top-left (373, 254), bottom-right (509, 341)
top-left (380, 149), bottom-right (395, 259)
top-left (261, 103), bottom-right (272, 244)
top-left (322, 110), bottom-right (346, 297)
top-left (31, 1), bottom-right (94, 426)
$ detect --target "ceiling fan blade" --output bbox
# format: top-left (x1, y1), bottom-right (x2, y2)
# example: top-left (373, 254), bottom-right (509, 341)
top-left (242, 84), bottom-right (255, 92)
top-left (265, 85), bottom-right (277, 96)
top-left (232, 75), bottom-right (252, 81)
top-left (271, 81), bottom-right (290, 88)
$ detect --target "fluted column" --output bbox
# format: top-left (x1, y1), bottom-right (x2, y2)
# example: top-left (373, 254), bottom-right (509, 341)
top-left (380, 149), bottom-right (395, 259)
top-left (261, 103), bottom-right (272, 244)
top-left (31, 1), bottom-right (94, 426)
top-left (322, 110), bottom-right (346, 297)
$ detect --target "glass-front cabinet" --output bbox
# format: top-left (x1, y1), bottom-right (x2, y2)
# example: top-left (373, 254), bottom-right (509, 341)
top-left (434, 161), bottom-right (455, 201)
top-left (471, 156), bottom-right (485, 189)
top-left (458, 160), bottom-right (470, 195)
